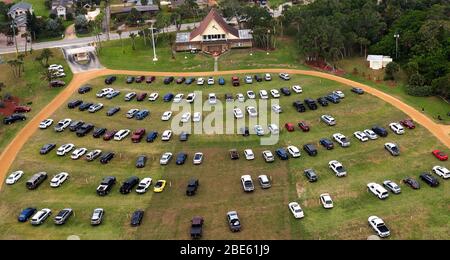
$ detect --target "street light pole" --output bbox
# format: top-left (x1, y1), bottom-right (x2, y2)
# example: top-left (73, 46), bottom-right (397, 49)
top-left (151, 23), bottom-right (158, 62)
top-left (394, 33), bottom-right (400, 59)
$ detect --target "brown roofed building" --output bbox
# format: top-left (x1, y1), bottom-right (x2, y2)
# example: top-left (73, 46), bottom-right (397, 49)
top-left (175, 8), bottom-right (252, 55)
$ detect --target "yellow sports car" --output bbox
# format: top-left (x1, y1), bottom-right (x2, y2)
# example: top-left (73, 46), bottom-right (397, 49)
top-left (153, 180), bottom-right (167, 193)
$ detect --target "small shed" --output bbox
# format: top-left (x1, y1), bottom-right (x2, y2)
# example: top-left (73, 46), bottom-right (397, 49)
top-left (367, 55), bottom-right (393, 70)
top-left (65, 46), bottom-right (96, 62)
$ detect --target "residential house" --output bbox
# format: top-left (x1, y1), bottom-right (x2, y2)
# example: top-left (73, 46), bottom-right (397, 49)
top-left (367, 55), bottom-right (393, 70)
top-left (7, 2), bottom-right (33, 28)
top-left (51, 0), bottom-right (74, 20)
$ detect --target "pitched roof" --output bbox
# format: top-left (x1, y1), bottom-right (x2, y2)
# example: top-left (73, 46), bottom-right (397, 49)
top-left (9, 2), bottom-right (32, 11)
top-left (190, 8), bottom-right (238, 40)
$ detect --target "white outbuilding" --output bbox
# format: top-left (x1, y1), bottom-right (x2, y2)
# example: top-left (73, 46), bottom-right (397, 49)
top-left (367, 55), bottom-right (393, 70)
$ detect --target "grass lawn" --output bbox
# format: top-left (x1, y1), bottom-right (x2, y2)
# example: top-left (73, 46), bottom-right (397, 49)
top-left (98, 38), bottom-right (215, 72)
top-left (18, 0), bottom-right (49, 17)
top-left (0, 49), bottom-right (73, 153)
top-left (337, 57), bottom-right (450, 125)
top-left (0, 74), bottom-right (448, 239)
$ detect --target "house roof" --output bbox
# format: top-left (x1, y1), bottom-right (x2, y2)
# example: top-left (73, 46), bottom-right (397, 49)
top-left (9, 2), bottom-right (32, 11)
top-left (367, 55), bottom-right (392, 62)
top-left (190, 8), bottom-right (239, 40)
top-left (52, 0), bottom-right (73, 6)
top-left (111, 5), bottom-right (159, 14)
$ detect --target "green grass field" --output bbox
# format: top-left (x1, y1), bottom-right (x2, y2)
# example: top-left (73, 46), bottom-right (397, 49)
top-left (0, 74), bottom-right (448, 239)
top-left (18, 0), bottom-right (49, 17)
top-left (0, 50), bottom-right (73, 153)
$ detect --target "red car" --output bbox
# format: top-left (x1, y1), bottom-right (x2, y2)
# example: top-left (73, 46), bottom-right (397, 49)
top-left (285, 123), bottom-right (295, 132)
top-left (131, 128), bottom-right (146, 143)
top-left (146, 76), bottom-right (155, 83)
top-left (136, 93), bottom-right (147, 102)
top-left (176, 77), bottom-right (186, 84)
top-left (432, 150), bottom-right (448, 161)
top-left (14, 105), bottom-right (31, 113)
top-left (103, 130), bottom-right (117, 141)
top-left (135, 76), bottom-right (145, 83)
top-left (400, 119), bottom-right (415, 129)
top-left (298, 121), bottom-right (310, 132)
top-left (232, 76), bottom-right (240, 86)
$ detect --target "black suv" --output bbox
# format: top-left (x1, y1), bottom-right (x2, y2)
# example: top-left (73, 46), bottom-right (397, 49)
top-left (131, 210), bottom-right (144, 226)
top-left (420, 173), bottom-right (439, 187)
top-left (96, 176), bottom-right (116, 196)
top-left (69, 120), bottom-right (84, 132)
top-left (372, 126), bottom-right (388, 137)
top-left (293, 101), bottom-right (306, 112)
top-left (304, 169), bottom-right (318, 182)
top-left (67, 100), bottom-right (83, 109)
top-left (303, 144), bottom-right (318, 156)
top-left (146, 131), bottom-right (158, 142)
top-left (190, 216), bottom-right (204, 239)
top-left (120, 176), bottom-right (139, 194)
top-left (76, 123), bottom-right (94, 137)
top-left (78, 85), bottom-right (92, 94)
top-left (304, 98), bottom-right (318, 110)
top-left (320, 138), bottom-right (334, 150)
top-left (280, 87), bottom-right (291, 96)
top-left (106, 107), bottom-right (120, 116)
top-left (136, 155), bottom-right (147, 168)
top-left (93, 127), bottom-right (107, 138)
top-left (186, 179), bottom-right (199, 196)
top-left (163, 76), bottom-right (174, 84)
top-left (54, 208), bottom-right (73, 225)
top-left (317, 97), bottom-right (328, 106)
top-left (40, 143), bottom-right (56, 154)
top-left (78, 102), bottom-right (93, 111)
top-left (105, 75), bottom-right (117, 85)
top-left (100, 152), bottom-right (115, 164)
top-left (3, 114), bottom-right (26, 125)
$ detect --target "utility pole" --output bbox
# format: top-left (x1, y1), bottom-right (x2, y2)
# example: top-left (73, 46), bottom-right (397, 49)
top-left (11, 21), bottom-right (18, 56)
top-left (151, 23), bottom-right (158, 61)
top-left (394, 33), bottom-right (400, 59)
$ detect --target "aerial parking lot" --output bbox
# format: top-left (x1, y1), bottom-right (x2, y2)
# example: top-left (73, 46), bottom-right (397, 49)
top-left (0, 73), bottom-right (448, 240)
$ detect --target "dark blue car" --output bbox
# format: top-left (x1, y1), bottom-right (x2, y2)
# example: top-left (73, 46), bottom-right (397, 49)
top-left (320, 138), bottom-right (334, 150)
top-left (135, 109), bottom-right (149, 120)
top-left (185, 78), bottom-right (195, 84)
top-left (18, 207), bottom-right (36, 222)
top-left (326, 94), bottom-right (340, 104)
top-left (163, 93), bottom-right (174, 102)
top-left (218, 77), bottom-right (225, 85)
top-left (276, 148), bottom-right (289, 160)
top-left (146, 131), bottom-right (158, 142)
top-left (176, 153), bottom-right (187, 165)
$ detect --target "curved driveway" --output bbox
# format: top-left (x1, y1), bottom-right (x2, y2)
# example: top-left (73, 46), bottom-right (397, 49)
top-left (0, 68), bottom-right (448, 188)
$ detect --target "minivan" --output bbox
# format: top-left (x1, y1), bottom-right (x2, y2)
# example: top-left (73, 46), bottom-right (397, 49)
top-left (26, 172), bottom-right (47, 190)
top-left (120, 176), bottom-right (140, 194)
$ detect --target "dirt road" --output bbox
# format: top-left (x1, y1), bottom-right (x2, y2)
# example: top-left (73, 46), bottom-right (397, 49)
top-left (0, 68), bottom-right (448, 188)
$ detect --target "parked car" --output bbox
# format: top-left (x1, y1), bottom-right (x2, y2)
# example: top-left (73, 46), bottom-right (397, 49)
top-left (241, 175), bottom-right (255, 192)
top-left (227, 211), bottom-right (241, 232)
top-left (26, 172), bottom-right (47, 190)
top-left (304, 169), bottom-right (318, 182)
top-left (351, 87), bottom-right (364, 94)
top-left (354, 131), bottom-right (369, 142)
top-left (287, 145), bottom-right (301, 158)
top-left (186, 93), bottom-right (196, 103)
top-left (103, 130), bottom-right (117, 141)
top-left (146, 76), bottom-right (155, 83)
top-left (432, 149), bottom-right (448, 161)
top-left (319, 138), bottom-right (334, 150)
top-left (244, 149), bottom-right (254, 160)
top-left (40, 143), bottom-right (56, 155)
top-left (163, 76), bottom-right (174, 84)
top-left (218, 77), bottom-right (225, 85)
top-left (193, 152), bottom-right (203, 165)
top-left (197, 77), bottom-right (205, 85)
top-left (292, 85), bottom-right (302, 93)
top-left (39, 118), bottom-right (53, 129)
top-left (126, 108), bottom-right (139, 119)
top-left (389, 122), bottom-right (405, 135)
top-left (135, 76), bottom-right (145, 83)
top-left (114, 129), bottom-right (131, 141)
top-left (176, 77), bottom-right (186, 84)
top-left (332, 90), bottom-right (345, 98)
top-left (3, 113), bottom-right (26, 124)
top-left (69, 120), bottom-right (84, 131)
top-left (232, 76), bottom-right (240, 86)
top-left (163, 93), bottom-right (174, 102)
top-left (317, 97), bottom-right (328, 106)
top-left (161, 130), bottom-right (172, 141)
top-left (56, 143), bottom-right (75, 156)
top-left (131, 210), bottom-right (144, 226)
top-left (91, 208), bottom-right (104, 226)
top-left (258, 175), bottom-right (271, 189)
top-left (131, 128), bottom-right (146, 143)
top-left (325, 94), bottom-right (340, 104)
top-left (78, 85), bottom-right (92, 94)
top-left (136, 155), bottom-right (147, 168)
top-left (93, 127), bottom-right (107, 138)
top-left (420, 173), bottom-right (439, 187)
top-left (105, 90), bottom-right (120, 99)
top-left (363, 129), bottom-right (378, 140)
top-left (153, 180), bottom-right (166, 192)
top-left (303, 144), bottom-right (318, 156)
top-left (403, 177), bottom-right (420, 189)
top-left (321, 115), bottom-right (336, 126)
top-left (367, 182), bottom-right (389, 199)
top-left (136, 92), bottom-right (147, 101)
top-left (233, 107), bottom-right (243, 119)
top-left (384, 142), bottom-right (400, 156)
top-left (120, 176), bottom-right (140, 194)
top-left (99, 152), bottom-right (115, 164)
top-left (54, 208), bottom-right (73, 225)
top-left (49, 80), bottom-right (65, 87)
top-left (184, 77), bottom-right (194, 84)
top-left (18, 207), bottom-right (36, 222)
top-left (207, 77), bottom-right (215, 85)
top-left (288, 202), bottom-right (304, 219)
top-left (333, 133), bottom-right (350, 147)
top-left (279, 73), bottom-right (290, 80)
top-left (146, 131), bottom-right (158, 142)
top-left (96, 88), bottom-right (114, 98)
top-left (76, 123), bottom-right (94, 137)
top-left (71, 147), bottom-right (87, 159)
top-left (298, 121), bottom-right (310, 132)
top-left (246, 106), bottom-right (257, 117)
top-left (329, 160), bottom-right (346, 177)
top-left (208, 93), bottom-right (217, 105)
top-left (78, 102), bottom-right (93, 111)
top-left (293, 101), bottom-right (306, 112)
top-left (229, 149), bottom-right (239, 160)
top-left (432, 165), bottom-right (450, 179)
top-left (67, 100), bottom-right (82, 109)
top-left (190, 216), bottom-right (204, 239)
top-left (254, 125), bottom-right (265, 136)
top-left (372, 126), bottom-right (388, 137)
top-left (276, 148), bottom-right (289, 160)
top-left (246, 90), bottom-right (256, 99)
top-left (86, 149), bottom-right (102, 161)
top-left (270, 89), bottom-right (280, 98)
top-left (50, 172), bottom-right (69, 188)
top-left (104, 75), bottom-right (117, 84)
top-left (30, 208), bottom-right (52, 225)
top-left (285, 123), bottom-right (295, 132)
top-left (125, 76), bottom-right (135, 84)
top-left (160, 152), bottom-right (173, 165)
top-left (400, 119), bottom-right (415, 129)
top-left (268, 124), bottom-right (279, 134)
top-left (5, 170), bottom-right (24, 185)
top-left (136, 178), bottom-right (152, 194)
top-left (176, 152), bottom-right (188, 165)
top-left (304, 98), bottom-right (318, 110)
top-left (245, 75), bottom-right (253, 84)
top-left (320, 193), bottom-right (334, 209)
top-left (383, 180), bottom-right (401, 194)
top-left (264, 73), bottom-right (272, 81)
top-left (186, 179), bottom-right (199, 196)
top-left (225, 93), bottom-right (233, 102)
top-left (14, 105), bottom-right (31, 113)
top-left (96, 176), bottom-right (116, 196)
top-left (272, 104), bottom-right (282, 113)
top-left (193, 112), bottom-right (201, 122)
top-left (107, 107), bottom-right (120, 116)
top-left (148, 92), bottom-right (158, 101)
top-left (280, 87), bottom-right (291, 96)
top-left (368, 216), bottom-right (390, 238)
top-left (124, 92), bottom-right (137, 101)
top-left (262, 150), bottom-right (275, 162)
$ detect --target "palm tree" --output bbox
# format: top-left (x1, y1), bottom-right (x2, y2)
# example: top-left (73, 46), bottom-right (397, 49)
top-left (21, 32), bottom-right (29, 55)
top-left (7, 59), bottom-right (21, 78)
top-left (129, 32), bottom-right (137, 50)
top-left (117, 29), bottom-right (124, 53)
top-left (40, 48), bottom-right (54, 67)
top-left (17, 53), bottom-right (25, 74)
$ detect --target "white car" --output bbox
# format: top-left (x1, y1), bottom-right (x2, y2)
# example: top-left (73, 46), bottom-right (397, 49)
top-left (49, 64), bottom-right (63, 70)
top-left (197, 77), bottom-right (205, 85)
top-left (186, 93), bottom-right (196, 103)
top-left (270, 89), bottom-right (280, 98)
top-left (319, 193), bottom-right (334, 209)
top-left (161, 111), bottom-right (173, 121)
top-left (86, 149), bottom-right (102, 161)
top-left (367, 182), bottom-right (389, 199)
top-left (181, 112), bottom-right (191, 123)
top-left (321, 115), bottom-right (336, 126)
top-left (244, 75), bottom-right (253, 84)
top-left (244, 149), bottom-right (254, 160)
top-left (432, 166), bottom-right (450, 179)
top-left (254, 125), bottom-right (265, 136)
top-left (148, 92), bottom-right (159, 101)
top-left (279, 73), bottom-right (291, 80)
top-left (50, 172), bottom-right (69, 188)
top-left (363, 129), bottom-right (378, 140)
top-left (288, 202), bottom-right (304, 219)
top-left (268, 124), bottom-right (279, 134)
top-left (368, 216), bottom-right (390, 238)
top-left (264, 73), bottom-right (272, 81)
top-left (262, 150), bottom-right (274, 163)
top-left (241, 175), bottom-right (255, 192)
top-left (136, 178), bottom-right (152, 194)
top-left (160, 152), bottom-right (173, 165)
top-left (246, 106), bottom-right (258, 117)
top-left (173, 93), bottom-right (184, 103)
top-left (53, 72), bottom-right (66, 78)
top-left (193, 112), bottom-right (201, 122)
top-left (71, 148), bottom-right (87, 160)
top-left (389, 122), bottom-right (405, 135)
top-left (5, 170), bottom-right (24, 185)
top-left (124, 92), bottom-right (137, 101)
top-left (272, 104), bottom-right (282, 113)
top-left (161, 130), bottom-right (172, 141)
top-left (236, 93), bottom-right (245, 102)
top-left (383, 180), bottom-right (401, 194)
top-left (114, 129), bottom-right (131, 141)
top-left (332, 133), bottom-right (350, 147)
top-left (287, 145), bottom-right (301, 158)
top-left (233, 108), bottom-right (244, 119)
top-left (39, 119), bottom-right (53, 129)
top-left (332, 90), bottom-right (345, 98)
top-left (329, 160), bottom-right (346, 177)
top-left (88, 103), bottom-right (103, 113)
top-left (384, 142), bottom-right (400, 156)
top-left (246, 90), bottom-right (256, 99)
top-left (259, 90), bottom-right (269, 99)
top-left (96, 88), bottom-right (114, 98)
top-left (193, 152), bottom-right (204, 165)
top-left (54, 118), bottom-right (72, 132)
top-left (207, 77), bottom-right (214, 85)
top-left (56, 143), bottom-right (75, 156)
top-left (258, 174), bottom-right (271, 189)
top-left (208, 93), bottom-right (217, 104)
top-left (354, 131), bottom-right (369, 142)
top-left (126, 108), bottom-right (139, 119)
top-left (31, 208), bottom-right (52, 225)
top-left (292, 85), bottom-right (303, 93)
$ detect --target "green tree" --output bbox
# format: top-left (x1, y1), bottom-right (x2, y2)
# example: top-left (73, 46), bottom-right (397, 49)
top-left (129, 32), bottom-right (137, 50)
top-left (117, 29), bottom-right (124, 53)
top-left (384, 62), bottom-right (400, 81)
top-left (40, 49), bottom-right (54, 67)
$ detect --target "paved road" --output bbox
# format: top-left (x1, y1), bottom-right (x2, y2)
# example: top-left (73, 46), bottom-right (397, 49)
top-left (0, 68), bottom-right (449, 188)
top-left (0, 22), bottom-right (200, 54)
